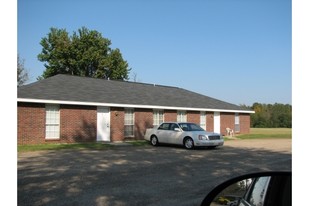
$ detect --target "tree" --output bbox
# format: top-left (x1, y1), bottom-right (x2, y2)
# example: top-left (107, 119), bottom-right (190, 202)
top-left (17, 54), bottom-right (29, 86)
top-left (37, 27), bottom-right (130, 80)
top-left (270, 103), bottom-right (292, 128)
top-left (97, 48), bottom-right (129, 80)
top-left (37, 28), bottom-right (71, 78)
top-left (250, 103), bottom-right (292, 128)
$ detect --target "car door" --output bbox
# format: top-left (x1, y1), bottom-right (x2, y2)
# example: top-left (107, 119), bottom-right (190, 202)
top-left (156, 123), bottom-right (171, 143)
top-left (168, 123), bottom-right (183, 145)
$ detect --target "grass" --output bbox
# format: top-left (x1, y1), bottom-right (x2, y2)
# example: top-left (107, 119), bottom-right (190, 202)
top-left (18, 128), bottom-right (291, 152)
top-left (18, 142), bottom-right (114, 152)
top-left (126, 140), bottom-right (150, 146)
top-left (18, 140), bottom-right (151, 152)
top-left (235, 128), bottom-right (292, 139)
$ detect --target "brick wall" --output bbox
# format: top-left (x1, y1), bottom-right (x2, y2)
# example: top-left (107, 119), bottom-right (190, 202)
top-left (187, 111), bottom-right (200, 124)
top-left (218, 113), bottom-right (251, 135)
top-left (18, 103), bottom-right (97, 144)
top-left (110, 108), bottom-right (124, 142)
top-left (18, 102), bottom-right (251, 144)
top-left (60, 105), bottom-right (97, 143)
top-left (18, 102), bottom-right (45, 145)
top-left (240, 113), bottom-right (250, 134)
top-left (220, 112), bottom-right (235, 135)
top-left (134, 109), bottom-right (153, 140)
top-left (164, 110), bottom-right (177, 122)
top-left (206, 112), bottom-right (214, 132)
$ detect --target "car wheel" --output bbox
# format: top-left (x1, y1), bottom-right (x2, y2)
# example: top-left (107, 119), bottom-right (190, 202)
top-left (184, 137), bottom-right (194, 149)
top-left (150, 136), bottom-right (159, 146)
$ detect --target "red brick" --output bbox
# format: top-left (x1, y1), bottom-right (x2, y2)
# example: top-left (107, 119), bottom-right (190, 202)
top-left (17, 102), bottom-right (45, 145)
top-left (110, 108), bottom-right (124, 142)
top-left (18, 103), bottom-right (251, 144)
top-left (60, 105), bottom-right (97, 143)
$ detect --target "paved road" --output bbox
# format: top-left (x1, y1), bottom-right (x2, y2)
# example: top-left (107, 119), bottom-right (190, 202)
top-left (18, 139), bottom-right (291, 206)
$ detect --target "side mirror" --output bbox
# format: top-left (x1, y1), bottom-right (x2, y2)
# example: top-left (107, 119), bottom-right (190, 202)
top-left (174, 128), bottom-right (181, 132)
top-left (200, 171), bottom-right (291, 206)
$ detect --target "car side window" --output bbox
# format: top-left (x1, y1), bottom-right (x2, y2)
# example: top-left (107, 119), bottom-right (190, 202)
top-left (179, 123), bottom-right (189, 131)
top-left (170, 123), bottom-right (179, 131)
top-left (158, 123), bottom-right (170, 130)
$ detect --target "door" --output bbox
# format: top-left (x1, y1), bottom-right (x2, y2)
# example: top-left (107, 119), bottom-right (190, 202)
top-left (169, 123), bottom-right (183, 145)
top-left (156, 123), bottom-right (170, 143)
top-left (97, 107), bottom-right (110, 141)
top-left (214, 112), bottom-right (220, 134)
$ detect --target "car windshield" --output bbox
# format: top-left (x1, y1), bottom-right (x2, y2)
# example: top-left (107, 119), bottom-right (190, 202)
top-left (178, 123), bottom-right (204, 131)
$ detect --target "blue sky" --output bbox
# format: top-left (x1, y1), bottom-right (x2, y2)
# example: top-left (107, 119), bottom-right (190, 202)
top-left (17, 0), bottom-right (291, 105)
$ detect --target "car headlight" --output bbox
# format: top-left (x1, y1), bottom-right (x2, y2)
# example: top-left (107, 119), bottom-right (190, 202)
top-left (198, 135), bottom-right (208, 140)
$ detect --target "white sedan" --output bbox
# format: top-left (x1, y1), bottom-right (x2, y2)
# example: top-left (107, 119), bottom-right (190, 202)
top-left (144, 122), bottom-right (224, 149)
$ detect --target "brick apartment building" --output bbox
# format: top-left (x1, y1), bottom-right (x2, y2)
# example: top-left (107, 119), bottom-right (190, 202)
top-left (17, 74), bottom-right (254, 145)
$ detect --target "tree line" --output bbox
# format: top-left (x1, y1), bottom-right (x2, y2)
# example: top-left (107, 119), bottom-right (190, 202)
top-left (240, 103), bottom-right (292, 128)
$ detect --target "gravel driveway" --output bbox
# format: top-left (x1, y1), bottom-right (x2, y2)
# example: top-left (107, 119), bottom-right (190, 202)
top-left (18, 139), bottom-right (291, 206)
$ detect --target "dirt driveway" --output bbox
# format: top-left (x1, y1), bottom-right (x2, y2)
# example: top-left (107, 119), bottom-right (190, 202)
top-left (225, 138), bottom-right (291, 152)
top-left (18, 139), bottom-right (291, 206)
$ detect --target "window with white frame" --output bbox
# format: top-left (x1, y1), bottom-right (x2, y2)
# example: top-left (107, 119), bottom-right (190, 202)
top-left (124, 108), bottom-right (134, 137)
top-left (200, 111), bottom-right (206, 130)
top-left (45, 104), bottom-right (60, 139)
top-left (153, 110), bottom-right (164, 126)
top-left (177, 111), bottom-right (187, 122)
top-left (235, 113), bottom-right (240, 132)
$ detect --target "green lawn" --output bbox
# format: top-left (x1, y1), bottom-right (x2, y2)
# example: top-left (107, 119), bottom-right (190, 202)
top-left (236, 128), bottom-right (292, 139)
top-left (18, 142), bottom-right (115, 152)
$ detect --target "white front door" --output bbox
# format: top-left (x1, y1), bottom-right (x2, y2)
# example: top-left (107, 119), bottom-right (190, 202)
top-left (97, 107), bottom-right (111, 141)
top-left (214, 112), bottom-right (220, 134)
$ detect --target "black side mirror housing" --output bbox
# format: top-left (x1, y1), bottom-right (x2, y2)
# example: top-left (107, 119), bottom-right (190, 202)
top-left (200, 171), bottom-right (291, 206)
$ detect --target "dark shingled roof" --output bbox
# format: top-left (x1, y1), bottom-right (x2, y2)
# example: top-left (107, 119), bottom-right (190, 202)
top-left (18, 74), bottom-right (252, 112)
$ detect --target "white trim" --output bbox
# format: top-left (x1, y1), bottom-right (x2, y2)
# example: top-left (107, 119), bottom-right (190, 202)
top-left (177, 110), bottom-right (187, 122)
top-left (45, 104), bottom-right (60, 139)
top-left (214, 112), bottom-right (220, 133)
top-left (153, 109), bottom-right (164, 126)
top-left (200, 111), bottom-right (206, 130)
top-left (124, 108), bottom-right (135, 137)
top-left (18, 98), bottom-right (255, 114)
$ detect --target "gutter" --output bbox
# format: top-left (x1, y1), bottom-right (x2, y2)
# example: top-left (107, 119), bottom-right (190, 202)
top-left (17, 98), bottom-right (255, 114)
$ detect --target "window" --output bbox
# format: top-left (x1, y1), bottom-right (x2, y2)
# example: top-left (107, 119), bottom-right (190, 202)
top-left (158, 123), bottom-right (170, 130)
top-left (124, 108), bottom-right (134, 137)
top-left (177, 111), bottom-right (187, 122)
top-left (170, 123), bottom-right (179, 131)
top-left (45, 104), bottom-right (60, 139)
top-left (179, 123), bottom-right (204, 131)
top-left (235, 113), bottom-right (240, 132)
top-left (200, 112), bottom-right (206, 130)
top-left (153, 110), bottom-right (164, 126)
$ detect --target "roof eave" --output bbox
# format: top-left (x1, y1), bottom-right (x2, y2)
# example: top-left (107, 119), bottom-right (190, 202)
top-left (17, 98), bottom-right (255, 114)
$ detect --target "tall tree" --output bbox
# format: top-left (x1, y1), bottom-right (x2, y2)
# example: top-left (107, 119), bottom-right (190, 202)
top-left (17, 54), bottom-right (29, 86)
top-left (38, 27), bottom-right (130, 80)
top-left (250, 103), bottom-right (292, 128)
top-left (97, 48), bottom-right (129, 80)
top-left (38, 28), bottom-right (71, 78)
